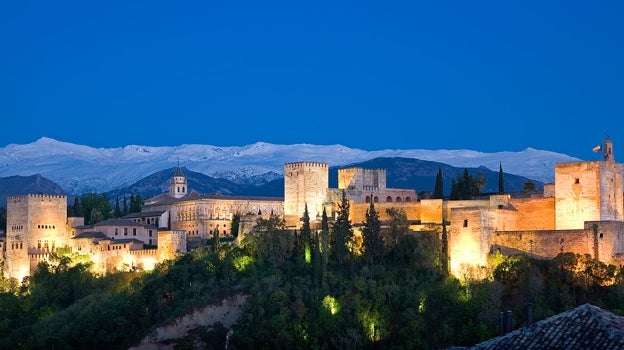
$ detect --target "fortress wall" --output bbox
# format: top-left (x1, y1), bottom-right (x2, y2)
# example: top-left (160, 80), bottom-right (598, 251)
top-left (350, 202), bottom-right (420, 224)
top-left (284, 162), bottom-right (328, 226)
top-left (420, 199), bottom-right (443, 223)
top-left (599, 162), bottom-right (624, 221)
top-left (510, 197), bottom-right (556, 230)
top-left (491, 229), bottom-right (592, 259)
top-left (555, 161), bottom-right (602, 229)
top-left (449, 208), bottom-right (488, 275)
top-left (585, 221), bottom-right (624, 264)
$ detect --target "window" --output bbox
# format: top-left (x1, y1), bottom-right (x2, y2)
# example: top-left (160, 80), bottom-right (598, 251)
top-left (149, 230), bottom-right (153, 237)
top-left (124, 228), bottom-right (128, 236)
top-left (463, 219), bottom-right (468, 227)
top-left (133, 228), bottom-right (137, 236)
top-left (575, 178), bottom-right (580, 184)
top-left (115, 228), bottom-right (118, 236)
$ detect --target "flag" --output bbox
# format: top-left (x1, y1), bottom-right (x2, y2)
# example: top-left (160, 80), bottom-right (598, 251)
top-left (593, 145), bottom-right (602, 152)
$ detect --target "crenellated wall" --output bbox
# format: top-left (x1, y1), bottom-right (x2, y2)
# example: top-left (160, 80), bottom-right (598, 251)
top-left (284, 162), bottom-right (329, 226)
top-left (5, 194), bottom-right (69, 281)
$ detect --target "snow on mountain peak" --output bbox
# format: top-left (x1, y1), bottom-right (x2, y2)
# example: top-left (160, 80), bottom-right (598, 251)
top-left (0, 138), bottom-right (580, 194)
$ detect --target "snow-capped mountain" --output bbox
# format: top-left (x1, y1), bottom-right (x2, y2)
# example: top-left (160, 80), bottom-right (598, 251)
top-left (0, 137), bottom-right (580, 195)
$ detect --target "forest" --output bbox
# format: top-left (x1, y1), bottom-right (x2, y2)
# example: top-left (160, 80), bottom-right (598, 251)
top-left (1, 192), bottom-right (624, 349)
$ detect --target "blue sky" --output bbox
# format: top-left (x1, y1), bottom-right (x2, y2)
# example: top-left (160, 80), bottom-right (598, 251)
top-left (1, 1), bottom-right (623, 160)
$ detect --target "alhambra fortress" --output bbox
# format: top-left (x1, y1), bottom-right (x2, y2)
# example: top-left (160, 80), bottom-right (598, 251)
top-left (2, 138), bottom-right (623, 282)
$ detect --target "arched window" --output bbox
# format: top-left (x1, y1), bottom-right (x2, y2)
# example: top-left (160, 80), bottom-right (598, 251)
top-left (386, 196), bottom-right (392, 202)
top-left (396, 197), bottom-right (402, 202)
top-left (405, 197), bottom-right (411, 202)
top-left (365, 196), bottom-right (371, 203)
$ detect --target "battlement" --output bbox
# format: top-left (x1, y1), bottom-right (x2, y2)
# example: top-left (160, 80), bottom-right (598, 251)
top-left (8, 194), bottom-right (67, 201)
top-left (284, 161), bottom-right (328, 170)
top-left (129, 249), bottom-right (158, 255)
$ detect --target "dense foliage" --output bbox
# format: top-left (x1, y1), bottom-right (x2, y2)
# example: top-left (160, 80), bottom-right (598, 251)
top-left (2, 211), bottom-right (624, 349)
top-left (67, 193), bottom-right (143, 224)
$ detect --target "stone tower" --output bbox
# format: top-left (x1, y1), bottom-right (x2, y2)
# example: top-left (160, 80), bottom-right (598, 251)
top-left (169, 166), bottom-right (188, 199)
top-left (555, 138), bottom-right (623, 229)
top-left (5, 194), bottom-right (68, 281)
top-left (284, 162), bottom-right (329, 226)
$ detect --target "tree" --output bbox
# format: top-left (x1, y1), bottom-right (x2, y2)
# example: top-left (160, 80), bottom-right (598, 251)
top-left (129, 195), bottom-right (142, 214)
top-left (474, 172), bottom-right (487, 195)
top-left (0, 208), bottom-right (6, 233)
top-left (312, 230), bottom-right (322, 286)
top-left (230, 213), bottom-right (241, 238)
top-left (332, 190), bottom-right (353, 265)
top-left (498, 163), bottom-right (505, 194)
top-left (211, 227), bottom-right (221, 254)
top-left (524, 181), bottom-right (536, 192)
top-left (321, 207), bottom-right (330, 274)
top-left (433, 168), bottom-right (444, 199)
top-left (71, 196), bottom-right (82, 218)
top-left (114, 195), bottom-right (122, 218)
top-left (361, 196), bottom-right (384, 262)
top-left (441, 221), bottom-right (449, 275)
top-left (123, 194), bottom-right (128, 216)
top-left (89, 208), bottom-right (104, 225)
top-left (301, 203), bottom-right (312, 264)
top-left (386, 207), bottom-right (409, 248)
top-left (450, 169), bottom-right (482, 200)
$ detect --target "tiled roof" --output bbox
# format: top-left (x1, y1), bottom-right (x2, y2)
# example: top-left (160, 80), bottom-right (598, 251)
top-left (73, 231), bottom-right (109, 240)
top-left (143, 190), bottom-right (283, 207)
top-left (463, 304), bottom-right (624, 349)
top-left (122, 210), bottom-right (166, 219)
top-left (110, 238), bottom-right (144, 244)
top-left (94, 218), bottom-right (144, 227)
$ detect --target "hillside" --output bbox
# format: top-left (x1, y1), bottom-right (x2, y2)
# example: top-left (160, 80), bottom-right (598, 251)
top-left (0, 137), bottom-right (577, 194)
top-left (108, 157), bottom-right (542, 200)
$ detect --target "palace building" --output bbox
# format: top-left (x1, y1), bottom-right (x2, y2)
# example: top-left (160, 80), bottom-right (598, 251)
top-left (2, 138), bottom-right (623, 281)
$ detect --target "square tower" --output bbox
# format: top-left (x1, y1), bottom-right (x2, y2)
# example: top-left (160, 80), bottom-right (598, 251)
top-left (5, 194), bottom-right (68, 281)
top-left (555, 139), bottom-right (623, 229)
top-left (284, 162), bottom-right (329, 226)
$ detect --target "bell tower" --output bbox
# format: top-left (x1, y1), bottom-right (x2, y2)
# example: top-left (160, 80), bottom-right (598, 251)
top-left (169, 165), bottom-right (188, 199)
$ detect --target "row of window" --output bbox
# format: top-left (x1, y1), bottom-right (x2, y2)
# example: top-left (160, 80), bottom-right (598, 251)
top-left (113, 228), bottom-right (154, 237)
top-left (365, 196), bottom-right (413, 203)
top-left (37, 224), bottom-right (56, 229)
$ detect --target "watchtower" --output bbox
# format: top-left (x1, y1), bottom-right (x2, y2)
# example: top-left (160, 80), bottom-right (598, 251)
top-left (284, 162), bottom-right (329, 226)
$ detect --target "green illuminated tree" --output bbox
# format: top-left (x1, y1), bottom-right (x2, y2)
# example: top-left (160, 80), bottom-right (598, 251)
top-left (362, 197), bottom-right (384, 262)
top-left (332, 190), bottom-right (353, 265)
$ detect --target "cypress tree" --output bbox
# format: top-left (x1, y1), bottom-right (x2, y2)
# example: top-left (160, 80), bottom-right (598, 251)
top-left (301, 203), bottom-right (312, 264)
top-left (313, 230), bottom-right (322, 286)
top-left (114, 195), bottom-right (122, 218)
top-left (361, 196), bottom-right (384, 263)
top-left (212, 227), bottom-right (221, 254)
top-left (72, 196), bottom-right (82, 218)
top-left (332, 190), bottom-right (353, 265)
top-left (433, 168), bottom-right (444, 199)
top-left (498, 163), bottom-right (505, 194)
top-left (441, 221), bottom-right (449, 275)
top-left (122, 194), bottom-right (128, 216)
top-left (321, 207), bottom-right (329, 274)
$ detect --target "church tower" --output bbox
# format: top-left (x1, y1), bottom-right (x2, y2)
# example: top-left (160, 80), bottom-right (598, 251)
top-left (169, 166), bottom-right (188, 199)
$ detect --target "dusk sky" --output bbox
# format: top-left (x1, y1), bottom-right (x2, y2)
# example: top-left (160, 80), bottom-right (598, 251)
top-left (1, 1), bottom-right (623, 160)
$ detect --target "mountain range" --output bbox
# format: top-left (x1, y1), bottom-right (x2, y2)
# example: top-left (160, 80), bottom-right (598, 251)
top-left (0, 137), bottom-right (580, 196)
